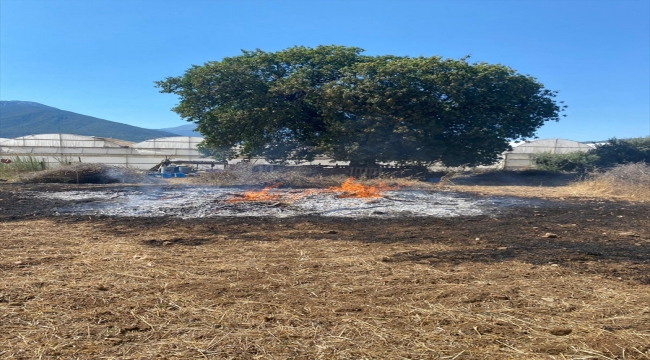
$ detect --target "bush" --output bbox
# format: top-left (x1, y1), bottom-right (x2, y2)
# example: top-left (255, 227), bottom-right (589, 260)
top-left (532, 137), bottom-right (650, 173)
top-left (591, 137), bottom-right (650, 167)
top-left (532, 152), bottom-right (598, 173)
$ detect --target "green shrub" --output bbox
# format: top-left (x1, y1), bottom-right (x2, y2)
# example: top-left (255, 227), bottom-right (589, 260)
top-left (591, 137), bottom-right (650, 167)
top-left (532, 152), bottom-right (598, 173)
top-left (532, 137), bottom-right (650, 173)
top-left (0, 156), bottom-right (45, 179)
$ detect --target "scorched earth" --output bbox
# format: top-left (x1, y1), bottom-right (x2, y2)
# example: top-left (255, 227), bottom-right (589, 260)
top-left (34, 185), bottom-right (541, 218)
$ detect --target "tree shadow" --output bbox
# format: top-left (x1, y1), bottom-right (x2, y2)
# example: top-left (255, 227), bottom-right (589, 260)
top-left (82, 199), bottom-right (649, 282)
top-left (383, 238), bottom-right (649, 284)
top-left (451, 170), bottom-right (580, 187)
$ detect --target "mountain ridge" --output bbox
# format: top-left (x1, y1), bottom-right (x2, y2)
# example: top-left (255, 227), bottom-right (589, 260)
top-left (156, 124), bottom-right (202, 137)
top-left (0, 101), bottom-right (182, 142)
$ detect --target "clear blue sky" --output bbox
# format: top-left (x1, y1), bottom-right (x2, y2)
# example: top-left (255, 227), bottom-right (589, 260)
top-left (1, 0), bottom-right (649, 141)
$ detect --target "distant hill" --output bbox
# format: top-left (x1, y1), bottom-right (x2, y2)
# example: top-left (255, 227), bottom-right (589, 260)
top-left (157, 124), bottom-right (202, 137)
top-left (0, 101), bottom-right (178, 142)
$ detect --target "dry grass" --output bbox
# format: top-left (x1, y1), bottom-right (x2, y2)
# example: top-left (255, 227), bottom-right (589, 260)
top-left (441, 166), bottom-right (650, 202)
top-left (17, 163), bottom-right (159, 184)
top-left (443, 185), bottom-right (595, 200)
top-left (173, 164), bottom-right (435, 190)
top-left (190, 166), bottom-right (347, 188)
top-left (438, 170), bottom-right (591, 200)
top-left (7, 161), bottom-right (650, 202)
top-left (161, 164), bottom-right (650, 202)
top-left (570, 163), bottom-right (650, 201)
top-left (1, 216), bottom-right (648, 359)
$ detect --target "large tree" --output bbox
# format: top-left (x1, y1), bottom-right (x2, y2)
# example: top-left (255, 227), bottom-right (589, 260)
top-left (156, 45), bottom-right (565, 166)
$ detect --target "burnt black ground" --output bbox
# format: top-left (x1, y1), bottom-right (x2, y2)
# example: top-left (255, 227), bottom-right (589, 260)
top-left (2, 183), bottom-right (649, 284)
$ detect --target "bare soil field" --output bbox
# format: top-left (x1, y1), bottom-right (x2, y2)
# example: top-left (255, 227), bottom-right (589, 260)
top-left (1, 183), bottom-right (649, 359)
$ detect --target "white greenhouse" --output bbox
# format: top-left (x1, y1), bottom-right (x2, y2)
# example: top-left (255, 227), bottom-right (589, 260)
top-left (1, 134), bottom-right (601, 171)
top-left (0, 134), bottom-right (207, 169)
top-left (503, 139), bottom-right (595, 169)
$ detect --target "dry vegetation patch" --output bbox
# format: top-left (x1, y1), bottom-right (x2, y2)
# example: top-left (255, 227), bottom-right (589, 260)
top-left (174, 166), bottom-right (347, 188)
top-left (571, 163), bottom-right (650, 201)
top-left (172, 165), bottom-right (433, 190)
top-left (1, 204), bottom-right (648, 359)
top-left (445, 166), bottom-right (650, 201)
top-left (18, 163), bottom-right (158, 184)
top-left (1, 170), bottom-right (649, 358)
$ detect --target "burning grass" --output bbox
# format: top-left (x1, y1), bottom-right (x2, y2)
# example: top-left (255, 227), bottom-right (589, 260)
top-left (225, 177), bottom-right (400, 204)
top-left (177, 164), bottom-right (431, 190)
top-left (227, 183), bottom-right (285, 202)
top-left (328, 177), bottom-right (398, 198)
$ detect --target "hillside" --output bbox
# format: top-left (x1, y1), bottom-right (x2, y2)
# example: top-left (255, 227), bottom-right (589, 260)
top-left (0, 101), bottom-right (178, 142)
top-left (157, 124), bottom-right (202, 137)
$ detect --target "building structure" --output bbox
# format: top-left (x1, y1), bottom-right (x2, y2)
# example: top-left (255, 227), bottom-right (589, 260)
top-left (0, 134), bottom-right (206, 169)
top-left (503, 139), bottom-right (595, 169)
top-left (1, 134), bottom-right (600, 171)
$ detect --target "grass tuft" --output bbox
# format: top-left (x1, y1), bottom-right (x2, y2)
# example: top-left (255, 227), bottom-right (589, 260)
top-left (571, 163), bottom-right (650, 201)
top-left (0, 156), bottom-right (46, 181)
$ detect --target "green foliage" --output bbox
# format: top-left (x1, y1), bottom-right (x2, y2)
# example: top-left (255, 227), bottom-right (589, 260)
top-left (196, 143), bottom-right (236, 162)
top-left (532, 152), bottom-right (598, 173)
top-left (591, 137), bottom-right (650, 167)
top-left (0, 156), bottom-right (45, 179)
top-left (156, 45), bottom-right (565, 166)
top-left (532, 137), bottom-right (650, 173)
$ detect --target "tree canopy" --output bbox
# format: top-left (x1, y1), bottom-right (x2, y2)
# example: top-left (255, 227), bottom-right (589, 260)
top-left (156, 45), bottom-right (565, 166)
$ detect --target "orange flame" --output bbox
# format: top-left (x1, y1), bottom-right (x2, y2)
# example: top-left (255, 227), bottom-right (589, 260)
top-left (227, 183), bottom-right (282, 202)
top-left (327, 177), bottom-right (396, 198)
top-left (226, 178), bottom-right (396, 203)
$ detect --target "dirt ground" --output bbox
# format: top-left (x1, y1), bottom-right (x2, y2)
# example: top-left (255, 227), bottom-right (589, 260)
top-left (1, 183), bottom-right (649, 359)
